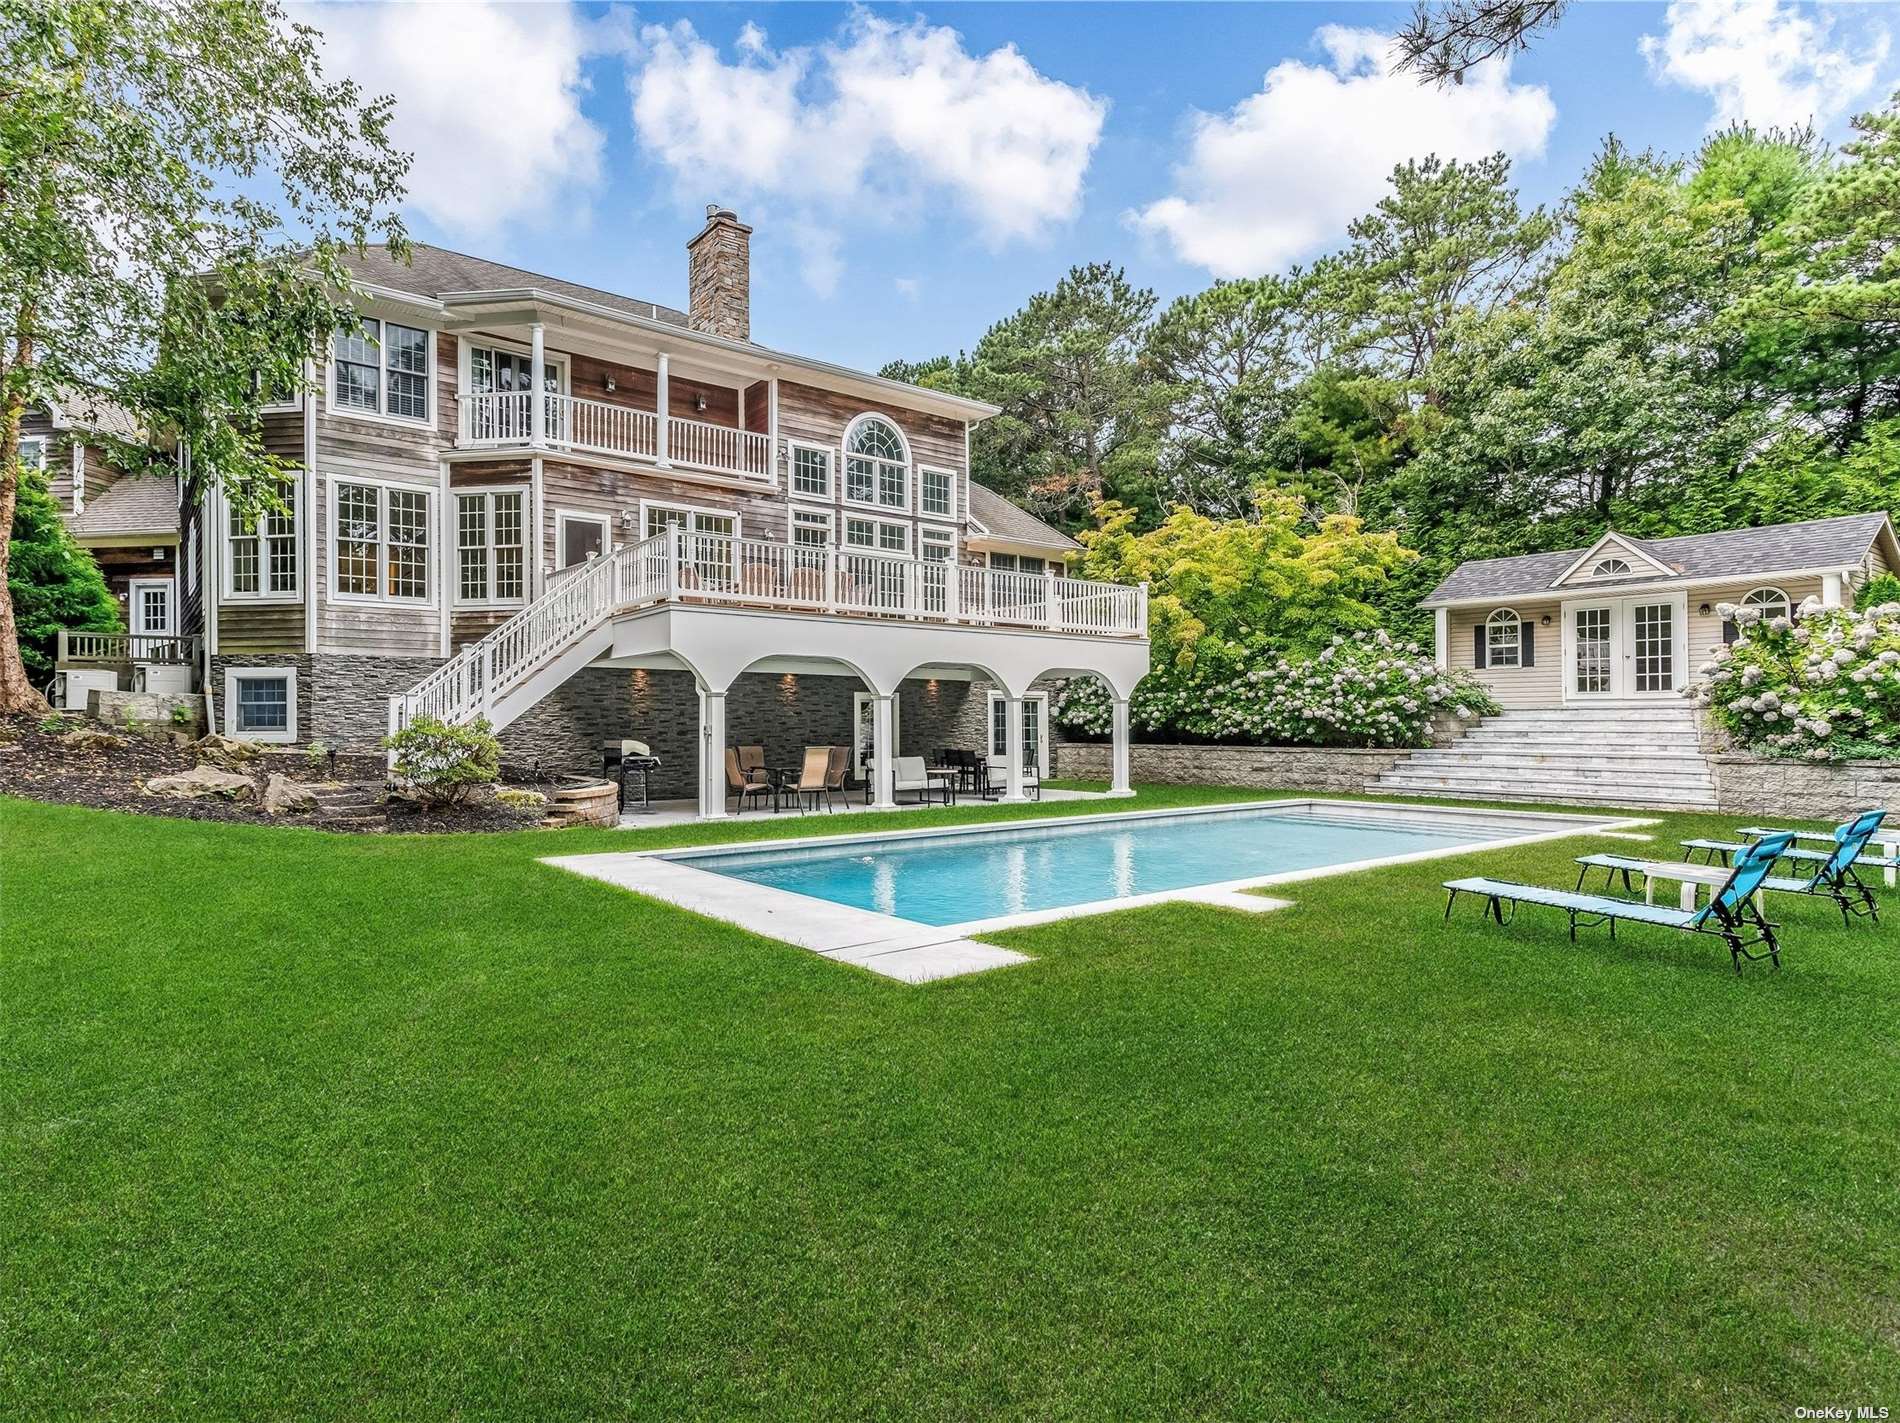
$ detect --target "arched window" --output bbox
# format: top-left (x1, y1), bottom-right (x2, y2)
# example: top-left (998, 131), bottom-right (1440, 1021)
top-left (1591, 556), bottom-right (1633, 577)
top-left (1741, 586), bottom-right (1791, 620)
top-left (844, 414), bottom-right (910, 511)
top-left (1484, 608), bottom-right (1522, 668)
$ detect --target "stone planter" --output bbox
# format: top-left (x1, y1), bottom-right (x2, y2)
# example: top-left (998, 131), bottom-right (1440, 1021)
top-left (544, 777), bottom-right (620, 828)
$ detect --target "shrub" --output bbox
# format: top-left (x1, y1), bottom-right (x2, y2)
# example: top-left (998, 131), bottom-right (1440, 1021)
top-left (383, 715), bottom-right (501, 806)
top-left (494, 787), bottom-right (548, 810)
top-left (9, 464), bottom-right (121, 681)
top-left (1855, 572), bottom-right (1900, 612)
top-left (1054, 629), bottom-right (1498, 748)
top-left (1692, 597), bottom-right (1900, 761)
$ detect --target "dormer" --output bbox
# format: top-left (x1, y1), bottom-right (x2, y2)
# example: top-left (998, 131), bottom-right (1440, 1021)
top-left (1549, 531), bottom-right (1677, 588)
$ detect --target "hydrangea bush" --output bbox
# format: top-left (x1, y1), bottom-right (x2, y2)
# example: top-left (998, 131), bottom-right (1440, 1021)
top-left (1692, 597), bottom-right (1900, 761)
top-left (1054, 630), bottom-right (1499, 747)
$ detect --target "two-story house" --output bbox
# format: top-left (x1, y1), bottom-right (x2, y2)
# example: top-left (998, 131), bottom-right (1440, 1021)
top-left (187, 209), bottom-right (1148, 815)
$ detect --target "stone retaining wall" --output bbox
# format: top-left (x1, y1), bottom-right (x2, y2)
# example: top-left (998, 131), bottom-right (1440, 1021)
top-left (1708, 755), bottom-right (1900, 820)
top-left (1056, 740), bottom-right (1414, 793)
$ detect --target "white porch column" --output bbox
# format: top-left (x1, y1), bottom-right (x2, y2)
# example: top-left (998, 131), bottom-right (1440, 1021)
top-left (655, 353), bottom-right (671, 467)
top-left (1109, 697), bottom-right (1134, 797)
top-left (767, 377), bottom-right (780, 478)
top-left (1822, 570), bottom-right (1845, 607)
top-left (1433, 607), bottom-right (1449, 668)
top-left (871, 693), bottom-right (897, 810)
top-left (698, 685), bottom-right (728, 819)
top-left (529, 322), bottom-right (546, 448)
top-left (1001, 696), bottom-right (1029, 803)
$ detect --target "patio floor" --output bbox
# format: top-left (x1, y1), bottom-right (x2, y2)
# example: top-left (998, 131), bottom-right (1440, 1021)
top-left (616, 786), bottom-right (1109, 830)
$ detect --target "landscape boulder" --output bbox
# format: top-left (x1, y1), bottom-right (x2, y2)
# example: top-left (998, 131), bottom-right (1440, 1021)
top-left (59, 728), bottom-right (126, 753)
top-left (262, 773), bottom-right (319, 816)
top-left (146, 765), bottom-right (256, 801)
top-left (190, 734), bottom-right (262, 771)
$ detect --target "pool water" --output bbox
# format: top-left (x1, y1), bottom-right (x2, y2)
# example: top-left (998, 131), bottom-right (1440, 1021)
top-left (677, 805), bottom-right (1524, 927)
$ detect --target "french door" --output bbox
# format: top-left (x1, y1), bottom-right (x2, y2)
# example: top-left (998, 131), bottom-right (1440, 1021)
top-left (988, 691), bottom-right (1050, 778)
top-left (1565, 597), bottom-right (1683, 701)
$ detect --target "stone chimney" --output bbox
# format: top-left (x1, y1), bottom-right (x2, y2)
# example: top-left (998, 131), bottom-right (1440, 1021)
top-left (686, 205), bottom-right (752, 342)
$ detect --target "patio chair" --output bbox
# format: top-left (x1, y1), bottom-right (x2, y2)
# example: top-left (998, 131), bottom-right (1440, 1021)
top-left (724, 748), bottom-right (775, 814)
top-left (1442, 832), bottom-right (1795, 974)
top-left (892, 755), bottom-right (944, 806)
top-left (1672, 810), bottom-right (1889, 926)
top-left (737, 745), bottom-right (768, 780)
top-left (982, 758), bottom-right (1041, 801)
top-left (823, 745), bottom-right (849, 810)
top-left (1683, 810), bottom-right (1896, 883)
top-left (786, 746), bottom-right (831, 812)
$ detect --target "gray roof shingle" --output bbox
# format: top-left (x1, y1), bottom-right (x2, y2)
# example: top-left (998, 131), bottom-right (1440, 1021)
top-left (338, 244), bottom-right (688, 327)
top-left (68, 476), bottom-right (180, 539)
top-left (967, 483), bottom-right (1079, 551)
top-left (1423, 513), bottom-right (1895, 603)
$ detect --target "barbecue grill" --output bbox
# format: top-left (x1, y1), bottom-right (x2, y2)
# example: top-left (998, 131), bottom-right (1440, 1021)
top-left (602, 739), bottom-right (662, 813)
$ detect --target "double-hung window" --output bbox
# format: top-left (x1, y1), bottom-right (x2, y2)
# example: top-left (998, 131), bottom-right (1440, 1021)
top-left (920, 527), bottom-right (956, 562)
top-left (18, 435), bottom-right (48, 472)
top-left (919, 467), bottom-right (954, 519)
top-left (227, 486), bottom-right (298, 598)
top-left (335, 481), bottom-right (431, 601)
top-left (333, 318), bottom-right (431, 422)
top-left (1485, 608), bottom-right (1522, 668)
top-left (456, 490), bottom-right (526, 604)
top-left (844, 416), bottom-right (908, 510)
top-left (791, 508), bottom-right (833, 549)
top-left (789, 443), bottom-right (833, 500)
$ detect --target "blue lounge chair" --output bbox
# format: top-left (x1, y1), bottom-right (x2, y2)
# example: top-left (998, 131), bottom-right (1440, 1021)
top-left (1680, 811), bottom-right (1889, 925)
top-left (1443, 832), bottom-right (1795, 973)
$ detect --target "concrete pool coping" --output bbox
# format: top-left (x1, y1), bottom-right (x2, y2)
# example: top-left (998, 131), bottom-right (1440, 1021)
top-left (543, 798), bottom-right (1655, 984)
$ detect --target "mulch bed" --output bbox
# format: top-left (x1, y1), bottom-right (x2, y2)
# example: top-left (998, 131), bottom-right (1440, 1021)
top-left (0, 714), bottom-right (544, 834)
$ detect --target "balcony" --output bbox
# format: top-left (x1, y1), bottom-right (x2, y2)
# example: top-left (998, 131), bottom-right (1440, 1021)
top-left (459, 390), bottom-right (773, 481)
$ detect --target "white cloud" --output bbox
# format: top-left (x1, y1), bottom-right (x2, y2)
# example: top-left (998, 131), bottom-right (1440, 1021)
top-left (301, 1), bottom-right (610, 237)
top-left (627, 13), bottom-right (1106, 289)
top-left (1640, 0), bottom-right (1890, 132)
top-left (1129, 27), bottom-right (1556, 278)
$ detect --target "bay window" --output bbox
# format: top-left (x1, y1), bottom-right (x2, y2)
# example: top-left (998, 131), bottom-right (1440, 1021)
top-left (335, 481), bottom-right (431, 601)
top-left (456, 489), bottom-right (526, 604)
top-left (333, 318), bottom-right (431, 422)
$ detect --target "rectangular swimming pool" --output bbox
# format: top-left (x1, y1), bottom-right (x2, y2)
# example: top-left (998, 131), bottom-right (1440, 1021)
top-left (674, 802), bottom-right (1548, 927)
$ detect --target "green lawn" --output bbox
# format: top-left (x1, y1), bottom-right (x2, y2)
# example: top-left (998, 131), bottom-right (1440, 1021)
top-left (5, 788), bottom-right (1897, 1420)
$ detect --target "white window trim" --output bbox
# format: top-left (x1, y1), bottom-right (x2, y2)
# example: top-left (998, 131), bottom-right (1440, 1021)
top-left (788, 507), bottom-right (835, 547)
top-left (1741, 585), bottom-right (1792, 616)
top-left (554, 509), bottom-right (614, 574)
top-left (1486, 607), bottom-right (1523, 669)
top-left (224, 665), bottom-right (299, 744)
top-left (453, 486), bottom-right (529, 609)
top-left (1589, 558), bottom-right (1634, 578)
top-left (222, 484), bottom-right (303, 604)
top-left (330, 476), bottom-right (435, 606)
top-left (638, 498), bottom-right (741, 543)
top-left (785, 439), bottom-right (836, 504)
top-left (917, 464), bottom-right (957, 521)
top-left (841, 413), bottom-right (911, 514)
top-left (18, 434), bottom-right (48, 472)
top-left (918, 523), bottom-right (959, 561)
top-left (843, 514), bottom-right (909, 556)
top-left (326, 315), bottom-right (436, 428)
top-left (987, 551), bottom-right (1050, 574)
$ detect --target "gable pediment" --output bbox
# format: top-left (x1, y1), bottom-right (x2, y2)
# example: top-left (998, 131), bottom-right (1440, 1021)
top-left (1550, 531), bottom-right (1677, 588)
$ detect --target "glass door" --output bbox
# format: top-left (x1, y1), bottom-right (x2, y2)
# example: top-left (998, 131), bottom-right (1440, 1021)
top-left (1630, 600), bottom-right (1677, 694)
top-left (989, 692), bottom-right (1049, 777)
top-left (1571, 604), bottom-right (1615, 698)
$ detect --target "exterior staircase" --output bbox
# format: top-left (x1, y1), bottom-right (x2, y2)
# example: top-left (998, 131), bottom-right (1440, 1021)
top-left (1370, 704), bottom-right (1717, 811)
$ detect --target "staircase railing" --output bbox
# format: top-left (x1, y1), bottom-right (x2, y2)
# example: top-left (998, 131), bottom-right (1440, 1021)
top-left (389, 531), bottom-right (671, 737)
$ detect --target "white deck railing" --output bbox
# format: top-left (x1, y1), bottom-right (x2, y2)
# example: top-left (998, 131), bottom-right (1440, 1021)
top-left (391, 530), bottom-right (1146, 734)
top-left (459, 391), bottom-right (770, 480)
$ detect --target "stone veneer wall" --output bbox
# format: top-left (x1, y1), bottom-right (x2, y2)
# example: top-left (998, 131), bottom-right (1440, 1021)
top-left (217, 653), bottom-right (1010, 801)
top-left (1708, 755), bottom-right (1900, 820)
top-left (1055, 740), bottom-right (1414, 792)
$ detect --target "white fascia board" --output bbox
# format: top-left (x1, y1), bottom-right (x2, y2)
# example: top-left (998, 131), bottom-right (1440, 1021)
top-left (1420, 564), bottom-right (1862, 610)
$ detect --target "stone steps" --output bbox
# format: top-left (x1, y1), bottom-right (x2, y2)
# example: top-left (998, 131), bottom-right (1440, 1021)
top-left (1370, 705), bottom-right (1716, 811)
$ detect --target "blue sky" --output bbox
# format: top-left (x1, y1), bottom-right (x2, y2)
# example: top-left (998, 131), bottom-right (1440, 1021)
top-left (302, 1), bottom-right (1896, 370)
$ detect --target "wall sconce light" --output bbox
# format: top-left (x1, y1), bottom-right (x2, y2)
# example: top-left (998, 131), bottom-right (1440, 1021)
top-left (1540, 614), bottom-right (1553, 627)
top-left (694, 392), bottom-right (708, 413)
top-left (603, 375), bottom-right (616, 392)
top-left (1698, 603), bottom-right (1712, 616)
